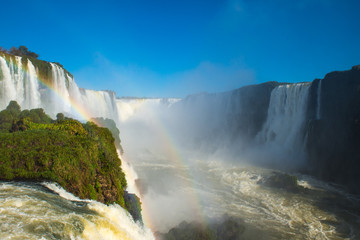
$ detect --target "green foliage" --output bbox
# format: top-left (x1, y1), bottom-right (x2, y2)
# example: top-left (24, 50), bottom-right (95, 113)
top-left (29, 57), bottom-right (73, 88)
top-left (56, 113), bottom-right (65, 121)
top-left (0, 101), bottom-right (135, 217)
top-left (21, 57), bottom-right (28, 70)
top-left (124, 192), bottom-right (142, 222)
top-left (91, 117), bottom-right (124, 154)
top-left (19, 108), bottom-right (52, 124)
top-left (0, 101), bottom-right (23, 132)
top-left (0, 110), bottom-right (16, 132)
top-left (28, 56), bottom-right (53, 84)
top-left (24, 118), bottom-right (88, 136)
top-left (87, 184), bottom-right (98, 200)
top-left (2, 52), bottom-right (16, 65)
top-left (0, 102), bottom-right (52, 133)
top-left (6, 101), bottom-right (21, 114)
top-left (8, 46), bottom-right (39, 59)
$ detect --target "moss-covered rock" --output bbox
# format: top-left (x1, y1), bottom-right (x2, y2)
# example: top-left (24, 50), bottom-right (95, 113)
top-left (124, 191), bottom-right (142, 222)
top-left (0, 101), bottom-right (139, 220)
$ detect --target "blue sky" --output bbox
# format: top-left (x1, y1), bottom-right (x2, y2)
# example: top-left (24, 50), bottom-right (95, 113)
top-left (1, 0), bottom-right (359, 97)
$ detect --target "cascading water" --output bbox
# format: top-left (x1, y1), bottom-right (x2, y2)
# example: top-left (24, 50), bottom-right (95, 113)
top-left (13, 57), bottom-right (25, 106)
top-left (0, 55), bottom-right (121, 123)
top-left (0, 56), bottom-right (21, 108)
top-left (49, 62), bottom-right (71, 113)
top-left (1, 54), bottom-right (360, 239)
top-left (0, 56), bottom-right (43, 110)
top-left (316, 79), bottom-right (322, 120)
top-left (27, 60), bottom-right (41, 109)
top-left (113, 93), bottom-right (360, 239)
top-left (0, 55), bottom-right (154, 239)
top-left (255, 83), bottom-right (311, 166)
top-left (0, 182), bottom-right (154, 240)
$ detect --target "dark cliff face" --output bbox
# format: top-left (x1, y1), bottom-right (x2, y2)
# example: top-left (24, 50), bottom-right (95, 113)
top-left (305, 66), bottom-right (360, 193)
top-left (177, 81), bottom-right (281, 153)
top-left (227, 81), bottom-right (282, 140)
top-left (178, 67), bottom-right (360, 193)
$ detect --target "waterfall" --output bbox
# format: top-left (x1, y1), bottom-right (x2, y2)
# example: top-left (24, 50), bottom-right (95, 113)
top-left (0, 55), bottom-right (155, 238)
top-left (50, 62), bottom-right (71, 113)
top-left (0, 56), bottom-right (42, 110)
top-left (0, 55), bottom-right (121, 125)
top-left (13, 57), bottom-right (25, 106)
top-left (26, 60), bottom-right (41, 109)
top-left (256, 83), bottom-right (311, 164)
top-left (0, 57), bottom-right (18, 108)
top-left (80, 89), bottom-right (120, 120)
top-left (316, 79), bottom-right (322, 120)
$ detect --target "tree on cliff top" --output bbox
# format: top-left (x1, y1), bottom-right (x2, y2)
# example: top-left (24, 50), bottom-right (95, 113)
top-left (0, 46), bottom-right (39, 59)
top-left (9, 46), bottom-right (39, 58)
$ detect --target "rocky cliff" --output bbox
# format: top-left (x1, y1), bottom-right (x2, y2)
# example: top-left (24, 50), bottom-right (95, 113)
top-left (305, 65), bottom-right (360, 193)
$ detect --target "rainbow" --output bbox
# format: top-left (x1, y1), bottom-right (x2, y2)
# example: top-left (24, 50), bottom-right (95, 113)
top-left (1, 54), bottom-right (207, 234)
top-left (128, 102), bottom-right (208, 231)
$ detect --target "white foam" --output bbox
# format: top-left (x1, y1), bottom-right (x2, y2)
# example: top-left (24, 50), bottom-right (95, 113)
top-left (0, 182), bottom-right (155, 240)
top-left (42, 182), bottom-right (86, 202)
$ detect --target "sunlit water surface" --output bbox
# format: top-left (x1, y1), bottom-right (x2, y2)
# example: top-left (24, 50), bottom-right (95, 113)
top-left (130, 151), bottom-right (360, 240)
top-left (0, 182), bottom-right (154, 240)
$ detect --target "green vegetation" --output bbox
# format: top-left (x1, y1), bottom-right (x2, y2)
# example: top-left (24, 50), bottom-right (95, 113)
top-left (91, 117), bottom-right (124, 154)
top-left (0, 101), bottom-right (132, 211)
top-left (2, 46), bottom-right (39, 59)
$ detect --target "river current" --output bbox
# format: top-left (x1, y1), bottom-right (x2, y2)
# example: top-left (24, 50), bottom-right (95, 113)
top-left (129, 150), bottom-right (360, 239)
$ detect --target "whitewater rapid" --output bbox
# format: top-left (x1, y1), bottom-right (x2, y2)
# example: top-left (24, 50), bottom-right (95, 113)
top-left (0, 54), bottom-right (162, 239)
top-left (1, 53), bottom-right (359, 239)
top-left (129, 152), bottom-right (360, 239)
top-left (116, 87), bottom-right (360, 239)
top-left (0, 181), bottom-right (154, 240)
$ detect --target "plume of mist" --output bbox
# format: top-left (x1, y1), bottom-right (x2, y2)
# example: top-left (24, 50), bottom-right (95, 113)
top-left (115, 82), bottom-right (310, 232)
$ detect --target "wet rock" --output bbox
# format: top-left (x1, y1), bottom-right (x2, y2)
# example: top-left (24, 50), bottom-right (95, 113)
top-left (305, 65), bottom-right (360, 194)
top-left (157, 216), bottom-right (245, 240)
top-left (258, 172), bottom-right (303, 193)
top-left (124, 191), bottom-right (142, 222)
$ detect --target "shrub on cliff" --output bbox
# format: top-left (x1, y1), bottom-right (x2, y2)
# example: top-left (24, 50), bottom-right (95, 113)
top-left (0, 46), bottom-right (39, 59)
top-left (9, 46), bottom-right (39, 59)
top-left (0, 101), bottom-right (132, 213)
top-left (91, 117), bottom-right (124, 154)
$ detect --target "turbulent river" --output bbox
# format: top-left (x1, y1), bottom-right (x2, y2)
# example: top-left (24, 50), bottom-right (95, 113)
top-left (1, 55), bottom-right (360, 239)
top-left (2, 160), bottom-right (359, 240)
top-left (129, 151), bottom-right (360, 239)
top-left (0, 182), bottom-right (154, 240)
